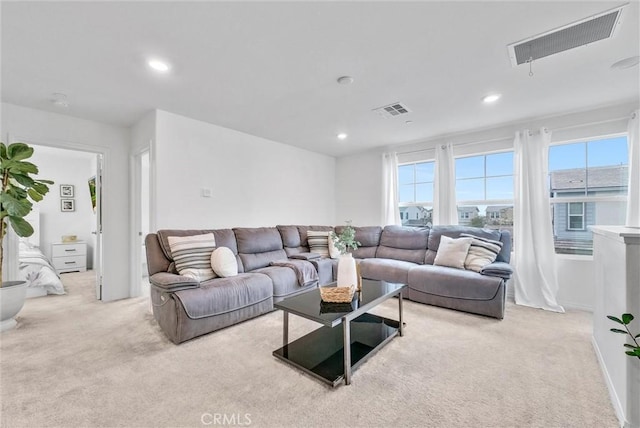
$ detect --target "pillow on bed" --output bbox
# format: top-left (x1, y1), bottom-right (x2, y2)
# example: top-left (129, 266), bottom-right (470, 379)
top-left (167, 233), bottom-right (217, 282)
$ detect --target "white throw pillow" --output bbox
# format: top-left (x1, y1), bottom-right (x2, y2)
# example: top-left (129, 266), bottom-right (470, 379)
top-left (210, 247), bottom-right (238, 277)
top-left (307, 230), bottom-right (330, 258)
top-left (433, 236), bottom-right (473, 270)
top-left (167, 233), bottom-right (217, 282)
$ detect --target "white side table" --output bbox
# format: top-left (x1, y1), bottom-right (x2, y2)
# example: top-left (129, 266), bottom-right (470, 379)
top-left (51, 241), bottom-right (87, 274)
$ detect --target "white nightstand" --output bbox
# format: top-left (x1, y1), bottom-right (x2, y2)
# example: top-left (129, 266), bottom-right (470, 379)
top-left (52, 241), bottom-right (87, 274)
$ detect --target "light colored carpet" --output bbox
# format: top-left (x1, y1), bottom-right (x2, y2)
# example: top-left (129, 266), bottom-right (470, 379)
top-left (0, 271), bottom-right (618, 428)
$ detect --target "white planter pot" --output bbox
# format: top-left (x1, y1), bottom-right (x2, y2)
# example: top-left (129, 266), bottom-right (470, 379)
top-left (0, 281), bottom-right (28, 332)
top-left (337, 253), bottom-right (358, 288)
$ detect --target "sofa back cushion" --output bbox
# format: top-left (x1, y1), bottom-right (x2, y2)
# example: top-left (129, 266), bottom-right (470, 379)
top-left (426, 226), bottom-right (507, 265)
top-left (234, 227), bottom-right (287, 272)
top-left (376, 225), bottom-right (429, 264)
top-left (334, 226), bottom-right (382, 259)
top-left (276, 225), bottom-right (334, 256)
top-left (156, 229), bottom-right (245, 273)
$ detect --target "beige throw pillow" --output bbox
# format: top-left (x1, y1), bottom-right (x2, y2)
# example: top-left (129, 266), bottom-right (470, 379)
top-left (210, 247), bottom-right (238, 277)
top-left (307, 230), bottom-right (330, 258)
top-left (461, 233), bottom-right (503, 272)
top-left (433, 236), bottom-right (473, 270)
top-left (167, 233), bottom-right (217, 282)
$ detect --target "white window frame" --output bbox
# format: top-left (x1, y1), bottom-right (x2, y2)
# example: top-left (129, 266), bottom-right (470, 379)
top-left (567, 202), bottom-right (586, 231)
top-left (398, 160), bottom-right (435, 210)
top-left (455, 150), bottom-right (515, 208)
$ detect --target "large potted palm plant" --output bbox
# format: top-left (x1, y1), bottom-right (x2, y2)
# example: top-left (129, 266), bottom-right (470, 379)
top-left (0, 142), bottom-right (52, 331)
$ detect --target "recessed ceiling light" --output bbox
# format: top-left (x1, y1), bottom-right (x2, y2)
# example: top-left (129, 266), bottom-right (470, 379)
top-left (51, 93), bottom-right (69, 108)
top-left (405, 120), bottom-right (413, 125)
top-left (148, 59), bottom-right (170, 72)
top-left (337, 76), bottom-right (354, 85)
top-left (337, 133), bottom-right (348, 140)
top-left (482, 94), bottom-right (501, 104)
top-left (611, 56), bottom-right (640, 70)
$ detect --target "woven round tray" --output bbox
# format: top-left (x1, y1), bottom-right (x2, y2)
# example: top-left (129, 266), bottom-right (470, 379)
top-left (319, 284), bottom-right (356, 303)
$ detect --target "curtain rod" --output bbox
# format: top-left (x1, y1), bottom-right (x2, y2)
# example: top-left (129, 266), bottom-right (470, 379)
top-left (397, 114), bottom-right (632, 156)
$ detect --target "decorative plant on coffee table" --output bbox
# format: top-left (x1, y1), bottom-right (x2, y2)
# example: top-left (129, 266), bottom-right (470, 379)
top-left (608, 313), bottom-right (640, 359)
top-left (330, 221), bottom-right (361, 292)
top-left (0, 142), bottom-right (52, 330)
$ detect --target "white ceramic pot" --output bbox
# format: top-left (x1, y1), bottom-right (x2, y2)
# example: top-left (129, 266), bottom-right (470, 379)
top-left (0, 281), bottom-right (28, 332)
top-left (337, 253), bottom-right (358, 288)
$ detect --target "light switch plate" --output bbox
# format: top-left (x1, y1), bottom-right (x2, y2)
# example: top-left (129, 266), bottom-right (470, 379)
top-left (201, 188), bottom-right (212, 198)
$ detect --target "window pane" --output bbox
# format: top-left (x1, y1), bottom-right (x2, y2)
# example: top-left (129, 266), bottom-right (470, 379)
top-left (552, 201), bottom-right (627, 255)
top-left (456, 178), bottom-right (484, 201)
top-left (415, 162), bottom-right (434, 183)
top-left (569, 202), bottom-right (583, 215)
top-left (486, 152), bottom-right (513, 176)
top-left (587, 137), bottom-right (628, 168)
top-left (549, 143), bottom-right (586, 171)
top-left (455, 156), bottom-right (484, 179)
top-left (550, 169), bottom-right (586, 196)
top-left (486, 176), bottom-right (513, 200)
top-left (400, 206), bottom-right (432, 227)
top-left (398, 165), bottom-right (414, 185)
top-left (416, 183), bottom-right (433, 203)
top-left (399, 184), bottom-right (414, 203)
top-left (569, 216), bottom-right (584, 229)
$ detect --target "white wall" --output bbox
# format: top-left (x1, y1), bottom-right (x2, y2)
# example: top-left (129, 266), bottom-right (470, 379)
top-left (154, 110), bottom-right (335, 229)
top-left (1, 102), bottom-right (131, 301)
top-left (29, 145), bottom-right (96, 267)
top-left (336, 102), bottom-right (639, 311)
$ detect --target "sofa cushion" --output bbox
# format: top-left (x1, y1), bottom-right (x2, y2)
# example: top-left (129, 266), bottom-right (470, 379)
top-left (359, 258), bottom-right (417, 285)
top-left (234, 227), bottom-right (287, 271)
top-left (252, 266), bottom-right (316, 299)
top-left (211, 247), bottom-right (238, 277)
top-left (335, 226), bottom-right (381, 259)
top-left (174, 273), bottom-right (273, 319)
top-left (408, 264), bottom-right (504, 300)
top-left (297, 226), bottom-right (335, 247)
top-left (306, 230), bottom-right (330, 258)
top-left (461, 233), bottom-right (503, 272)
top-left (376, 225), bottom-right (429, 264)
top-left (277, 225), bottom-right (302, 248)
top-left (167, 233), bottom-right (217, 281)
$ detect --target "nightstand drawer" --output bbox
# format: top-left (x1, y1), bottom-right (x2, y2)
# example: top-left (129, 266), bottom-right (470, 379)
top-left (52, 243), bottom-right (87, 257)
top-left (52, 256), bottom-right (86, 271)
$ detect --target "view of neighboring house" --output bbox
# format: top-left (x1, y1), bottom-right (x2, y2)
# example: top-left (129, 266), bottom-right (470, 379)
top-left (457, 206), bottom-right (479, 225)
top-left (550, 165), bottom-right (628, 254)
top-left (399, 206), bottom-right (432, 227)
top-left (485, 205), bottom-right (514, 225)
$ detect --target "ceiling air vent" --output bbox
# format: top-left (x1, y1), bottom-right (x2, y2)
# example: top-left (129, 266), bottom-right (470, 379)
top-left (507, 5), bottom-right (624, 67)
top-left (373, 102), bottom-right (412, 118)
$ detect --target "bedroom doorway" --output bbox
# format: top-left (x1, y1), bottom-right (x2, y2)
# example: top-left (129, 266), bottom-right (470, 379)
top-left (27, 144), bottom-right (104, 301)
top-left (132, 149), bottom-right (151, 298)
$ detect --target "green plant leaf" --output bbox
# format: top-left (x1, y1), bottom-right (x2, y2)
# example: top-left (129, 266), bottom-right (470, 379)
top-left (10, 161), bottom-right (38, 175)
top-left (0, 143), bottom-right (7, 159)
top-left (635, 334), bottom-right (640, 339)
top-left (624, 344), bottom-right (636, 348)
top-left (622, 313), bottom-right (634, 324)
top-left (8, 216), bottom-right (33, 237)
top-left (27, 188), bottom-right (43, 202)
top-left (2, 194), bottom-right (31, 217)
top-left (7, 143), bottom-right (33, 161)
top-left (607, 315), bottom-right (624, 325)
top-left (37, 179), bottom-right (54, 185)
top-left (11, 173), bottom-right (34, 187)
top-left (31, 182), bottom-right (49, 195)
top-left (610, 328), bottom-right (629, 334)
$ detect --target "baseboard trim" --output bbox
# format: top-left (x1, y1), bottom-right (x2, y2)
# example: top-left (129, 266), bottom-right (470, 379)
top-left (592, 335), bottom-right (628, 427)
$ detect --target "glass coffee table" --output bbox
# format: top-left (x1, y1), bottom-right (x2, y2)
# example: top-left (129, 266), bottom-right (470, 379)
top-left (273, 279), bottom-right (406, 387)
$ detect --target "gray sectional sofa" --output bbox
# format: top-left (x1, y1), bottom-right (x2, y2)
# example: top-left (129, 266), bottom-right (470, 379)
top-left (145, 225), bottom-right (512, 343)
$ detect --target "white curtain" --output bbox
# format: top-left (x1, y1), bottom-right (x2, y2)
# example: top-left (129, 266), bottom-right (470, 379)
top-left (626, 110), bottom-right (639, 227)
top-left (513, 128), bottom-right (564, 313)
top-left (382, 152), bottom-right (401, 226)
top-left (433, 142), bottom-right (458, 225)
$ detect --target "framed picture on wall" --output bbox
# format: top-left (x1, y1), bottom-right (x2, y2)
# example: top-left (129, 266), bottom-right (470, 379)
top-left (61, 199), bottom-right (75, 212)
top-left (60, 184), bottom-right (74, 197)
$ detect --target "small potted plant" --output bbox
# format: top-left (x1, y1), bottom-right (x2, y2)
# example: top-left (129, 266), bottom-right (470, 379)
top-left (0, 142), bottom-right (52, 331)
top-left (608, 313), bottom-right (640, 360)
top-left (330, 221), bottom-right (361, 290)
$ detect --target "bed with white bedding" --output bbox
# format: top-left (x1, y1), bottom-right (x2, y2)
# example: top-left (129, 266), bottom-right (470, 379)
top-left (18, 208), bottom-right (65, 297)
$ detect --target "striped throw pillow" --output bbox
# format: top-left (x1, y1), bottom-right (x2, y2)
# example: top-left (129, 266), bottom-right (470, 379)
top-left (167, 233), bottom-right (217, 282)
top-left (306, 230), bottom-right (330, 258)
top-left (461, 233), bottom-right (503, 272)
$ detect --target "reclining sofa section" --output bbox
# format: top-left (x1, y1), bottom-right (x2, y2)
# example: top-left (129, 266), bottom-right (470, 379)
top-left (146, 225), bottom-right (512, 343)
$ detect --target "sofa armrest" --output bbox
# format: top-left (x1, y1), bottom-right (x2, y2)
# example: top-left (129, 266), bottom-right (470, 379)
top-left (149, 272), bottom-right (200, 292)
top-left (290, 252), bottom-right (321, 261)
top-left (310, 258), bottom-right (334, 285)
top-left (480, 262), bottom-right (513, 280)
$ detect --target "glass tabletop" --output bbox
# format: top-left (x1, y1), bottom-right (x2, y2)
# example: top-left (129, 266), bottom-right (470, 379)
top-left (274, 279), bottom-right (405, 327)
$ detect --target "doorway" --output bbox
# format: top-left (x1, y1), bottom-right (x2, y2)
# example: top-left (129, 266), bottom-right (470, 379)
top-left (132, 149), bottom-right (151, 298)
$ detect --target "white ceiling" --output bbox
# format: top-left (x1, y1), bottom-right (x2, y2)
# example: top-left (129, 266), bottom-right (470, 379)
top-left (1, 1), bottom-right (639, 157)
